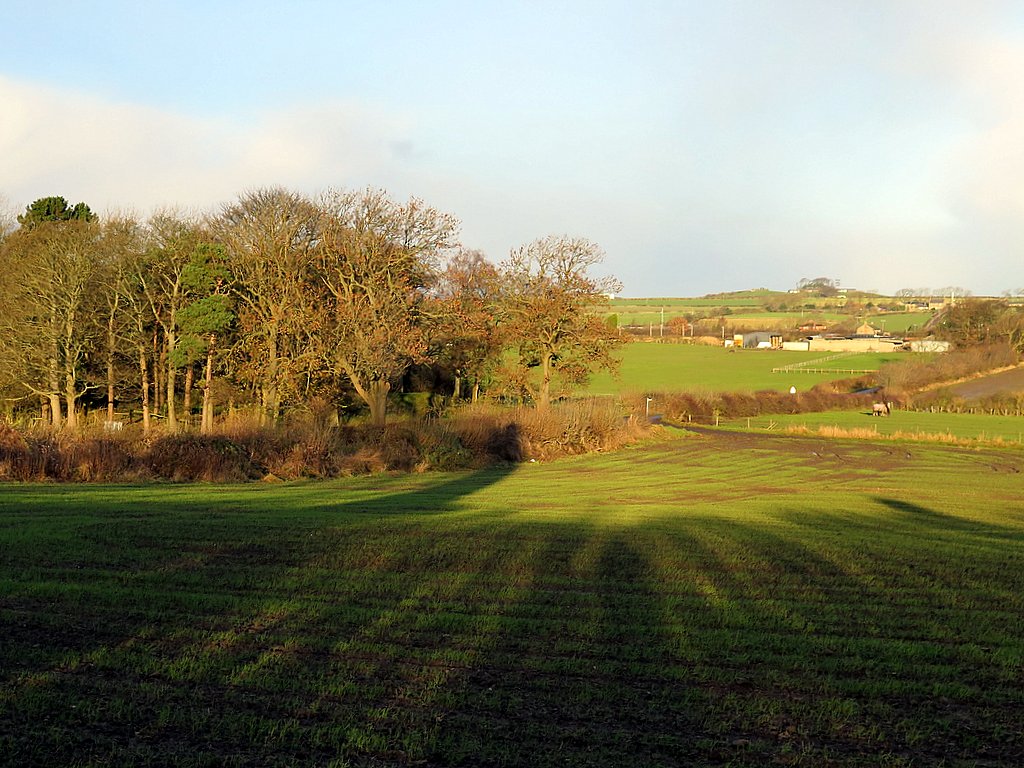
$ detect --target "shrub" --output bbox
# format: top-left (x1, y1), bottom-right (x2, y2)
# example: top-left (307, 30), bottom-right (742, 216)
top-left (144, 434), bottom-right (264, 482)
top-left (626, 385), bottom-right (881, 425)
top-left (0, 398), bottom-right (649, 483)
top-left (63, 437), bottom-right (135, 482)
top-left (420, 426), bottom-right (475, 471)
top-left (880, 343), bottom-right (1019, 395)
top-left (0, 422), bottom-right (32, 481)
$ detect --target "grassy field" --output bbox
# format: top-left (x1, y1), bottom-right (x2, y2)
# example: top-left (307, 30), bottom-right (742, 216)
top-left (606, 298), bottom-right (929, 334)
top-left (722, 312), bottom-right (848, 328)
top-left (864, 313), bottom-right (929, 334)
top-left (721, 409), bottom-right (1024, 443)
top-left (584, 343), bottom-right (909, 395)
top-left (2, 432), bottom-right (1022, 766)
top-left (611, 297), bottom-right (768, 309)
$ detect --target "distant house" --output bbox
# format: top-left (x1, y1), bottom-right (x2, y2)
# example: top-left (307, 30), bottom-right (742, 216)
top-left (854, 322), bottom-right (879, 337)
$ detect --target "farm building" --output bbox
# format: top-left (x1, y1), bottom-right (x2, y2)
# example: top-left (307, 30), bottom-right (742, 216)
top-left (731, 332), bottom-right (782, 349)
top-left (782, 340), bottom-right (810, 351)
top-left (806, 332), bottom-right (904, 353)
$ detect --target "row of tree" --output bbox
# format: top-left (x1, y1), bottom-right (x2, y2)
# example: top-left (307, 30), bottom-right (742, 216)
top-left (936, 298), bottom-right (1024, 351)
top-left (0, 190), bottom-right (622, 431)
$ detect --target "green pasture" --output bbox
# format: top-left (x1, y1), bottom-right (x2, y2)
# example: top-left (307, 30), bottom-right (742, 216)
top-left (864, 312), bottom-right (928, 334)
top-left (722, 312), bottom-right (847, 327)
top-left (607, 300), bottom-right (925, 333)
top-left (612, 310), bottom-right (923, 331)
top-left (722, 408), bottom-right (1024, 443)
top-left (2, 434), bottom-right (1022, 766)
top-left (585, 343), bottom-right (910, 395)
top-left (611, 297), bottom-right (766, 309)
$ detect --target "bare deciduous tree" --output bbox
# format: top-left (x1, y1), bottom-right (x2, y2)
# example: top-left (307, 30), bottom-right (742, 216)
top-left (139, 212), bottom-right (205, 432)
top-left (0, 220), bottom-right (103, 428)
top-left (498, 236), bottom-right (622, 410)
top-left (314, 189), bottom-right (459, 425)
top-left (215, 188), bottom-right (321, 424)
top-left (432, 248), bottom-right (504, 402)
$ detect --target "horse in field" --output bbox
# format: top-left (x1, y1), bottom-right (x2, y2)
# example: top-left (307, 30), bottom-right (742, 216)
top-left (871, 402), bottom-right (892, 417)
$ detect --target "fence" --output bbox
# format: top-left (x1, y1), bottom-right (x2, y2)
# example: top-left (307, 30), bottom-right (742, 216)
top-left (772, 351), bottom-right (877, 375)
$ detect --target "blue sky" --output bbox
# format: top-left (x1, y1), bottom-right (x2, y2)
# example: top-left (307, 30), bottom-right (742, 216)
top-left (2, 1), bottom-right (1023, 296)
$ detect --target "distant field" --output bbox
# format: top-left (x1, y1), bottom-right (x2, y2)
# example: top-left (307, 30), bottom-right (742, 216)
top-left (584, 343), bottom-right (910, 395)
top-left (611, 297), bottom-right (767, 308)
top-left (722, 312), bottom-right (846, 328)
top-left (864, 312), bottom-right (930, 334)
top-left (3, 433), bottom-right (1021, 766)
top-left (721, 409), bottom-right (1024, 443)
top-left (607, 298), bottom-right (930, 334)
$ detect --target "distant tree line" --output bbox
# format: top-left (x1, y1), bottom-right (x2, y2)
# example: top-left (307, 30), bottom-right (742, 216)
top-left (796, 277), bottom-right (840, 296)
top-left (0, 190), bottom-right (621, 431)
top-left (893, 287), bottom-right (975, 299)
top-left (935, 298), bottom-right (1024, 351)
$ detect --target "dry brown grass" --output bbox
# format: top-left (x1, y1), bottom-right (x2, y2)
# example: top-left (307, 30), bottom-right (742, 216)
top-left (782, 423), bottom-right (1011, 446)
top-left (0, 399), bottom-right (648, 482)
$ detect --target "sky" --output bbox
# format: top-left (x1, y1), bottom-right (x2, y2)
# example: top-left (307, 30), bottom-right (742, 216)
top-left (2, 0), bottom-right (1023, 296)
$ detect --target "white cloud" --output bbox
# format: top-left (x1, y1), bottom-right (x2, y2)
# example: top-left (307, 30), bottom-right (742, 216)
top-left (0, 75), bottom-right (414, 216)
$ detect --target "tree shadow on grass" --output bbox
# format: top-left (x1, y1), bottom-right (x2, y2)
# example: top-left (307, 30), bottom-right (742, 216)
top-left (666, 513), bottom-right (1024, 767)
top-left (430, 528), bottom-right (706, 767)
top-left (6, 470), bottom-right (1022, 767)
top-left (0, 464), bottom-right (521, 766)
top-left (871, 495), bottom-right (1022, 539)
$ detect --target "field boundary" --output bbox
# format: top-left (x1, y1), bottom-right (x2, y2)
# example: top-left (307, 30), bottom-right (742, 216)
top-left (773, 351), bottom-right (876, 375)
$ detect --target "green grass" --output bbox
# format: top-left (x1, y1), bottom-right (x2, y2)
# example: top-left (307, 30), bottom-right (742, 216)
top-left (864, 312), bottom-right (929, 334)
top-left (611, 297), bottom-right (768, 309)
top-left (724, 311), bottom-right (847, 324)
top-left (722, 408), bottom-right (1024, 443)
top-left (2, 433), bottom-right (1023, 766)
top-left (606, 299), bottom-right (931, 334)
top-left (585, 343), bottom-right (910, 395)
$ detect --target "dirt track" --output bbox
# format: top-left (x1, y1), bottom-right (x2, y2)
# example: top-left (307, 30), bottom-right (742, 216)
top-left (946, 365), bottom-right (1024, 399)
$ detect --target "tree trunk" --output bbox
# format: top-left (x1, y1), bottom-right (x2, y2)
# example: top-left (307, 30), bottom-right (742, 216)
top-left (47, 391), bottom-right (62, 430)
top-left (139, 346), bottom-right (151, 434)
top-left (106, 299), bottom-right (118, 424)
top-left (183, 364), bottom-right (194, 428)
top-left (153, 329), bottom-right (163, 414)
top-left (472, 381), bottom-right (480, 404)
top-left (107, 372), bottom-right (115, 423)
top-left (453, 374), bottom-right (461, 401)
top-left (107, 352), bottom-right (116, 425)
top-left (166, 328), bottom-right (177, 432)
top-left (48, 339), bottom-right (62, 429)
top-left (201, 343), bottom-right (214, 435)
top-left (537, 351), bottom-right (552, 410)
top-left (367, 379), bottom-right (390, 426)
top-left (64, 371), bottom-right (78, 431)
top-left (262, 325), bottom-right (279, 425)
